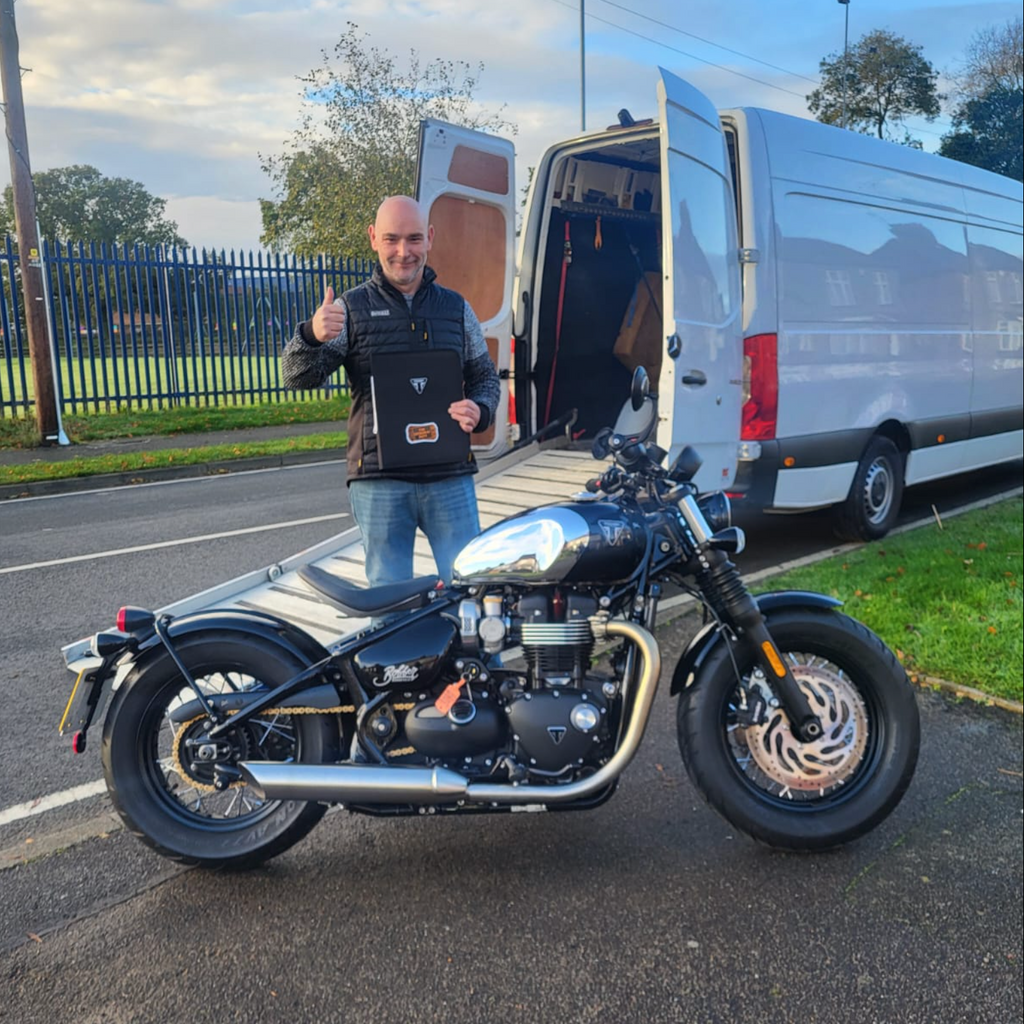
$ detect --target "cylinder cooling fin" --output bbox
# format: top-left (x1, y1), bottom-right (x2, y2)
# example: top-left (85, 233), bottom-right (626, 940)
top-left (520, 620), bottom-right (595, 681)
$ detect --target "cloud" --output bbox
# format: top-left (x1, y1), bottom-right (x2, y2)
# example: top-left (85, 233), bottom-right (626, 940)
top-left (2, 0), bottom-right (1018, 250)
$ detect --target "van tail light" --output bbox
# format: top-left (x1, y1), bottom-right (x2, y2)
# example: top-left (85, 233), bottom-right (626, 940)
top-left (741, 333), bottom-right (778, 441)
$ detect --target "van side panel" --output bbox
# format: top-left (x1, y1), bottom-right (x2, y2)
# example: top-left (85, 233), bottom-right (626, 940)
top-left (764, 111), bottom-right (974, 449)
top-left (774, 191), bottom-right (972, 441)
top-left (967, 224), bottom-right (1023, 421)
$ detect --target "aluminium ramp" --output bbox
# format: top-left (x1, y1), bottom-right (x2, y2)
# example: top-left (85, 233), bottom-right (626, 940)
top-left (120, 445), bottom-right (603, 651)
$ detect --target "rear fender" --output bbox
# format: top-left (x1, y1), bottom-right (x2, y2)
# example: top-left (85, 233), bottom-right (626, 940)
top-left (113, 609), bottom-right (330, 695)
top-left (669, 591), bottom-right (842, 696)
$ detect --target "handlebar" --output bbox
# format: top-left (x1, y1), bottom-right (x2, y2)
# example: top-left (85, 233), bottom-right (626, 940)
top-left (586, 466), bottom-right (626, 495)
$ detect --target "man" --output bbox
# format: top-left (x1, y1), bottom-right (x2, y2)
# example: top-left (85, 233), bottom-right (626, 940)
top-left (281, 195), bottom-right (500, 587)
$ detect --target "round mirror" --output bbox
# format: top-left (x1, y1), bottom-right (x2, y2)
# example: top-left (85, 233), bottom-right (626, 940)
top-left (630, 366), bottom-right (650, 411)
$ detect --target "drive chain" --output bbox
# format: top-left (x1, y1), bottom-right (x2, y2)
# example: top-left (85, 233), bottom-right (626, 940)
top-left (170, 702), bottom-right (416, 793)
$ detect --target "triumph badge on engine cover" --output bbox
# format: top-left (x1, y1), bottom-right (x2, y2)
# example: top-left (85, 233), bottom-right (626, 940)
top-left (508, 690), bottom-right (608, 773)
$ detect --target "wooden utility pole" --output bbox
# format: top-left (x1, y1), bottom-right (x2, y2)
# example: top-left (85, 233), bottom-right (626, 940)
top-left (0, 1), bottom-right (57, 441)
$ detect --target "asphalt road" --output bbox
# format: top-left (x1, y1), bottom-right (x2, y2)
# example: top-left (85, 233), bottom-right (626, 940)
top-left (0, 458), bottom-right (1021, 1023)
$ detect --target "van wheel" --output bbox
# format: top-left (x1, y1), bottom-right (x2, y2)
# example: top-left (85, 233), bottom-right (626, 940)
top-left (833, 436), bottom-right (904, 542)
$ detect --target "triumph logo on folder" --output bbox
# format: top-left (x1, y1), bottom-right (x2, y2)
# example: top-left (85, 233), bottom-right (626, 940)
top-left (410, 377), bottom-right (428, 395)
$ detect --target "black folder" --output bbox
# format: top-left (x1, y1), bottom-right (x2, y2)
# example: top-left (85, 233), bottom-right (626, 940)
top-left (370, 349), bottom-right (470, 470)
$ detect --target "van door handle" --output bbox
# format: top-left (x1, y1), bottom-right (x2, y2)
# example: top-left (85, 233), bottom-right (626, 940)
top-left (681, 370), bottom-right (707, 387)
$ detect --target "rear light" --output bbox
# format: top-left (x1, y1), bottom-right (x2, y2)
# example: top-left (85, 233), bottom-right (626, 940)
top-left (72, 731), bottom-right (87, 754)
top-left (741, 333), bottom-right (778, 441)
top-left (116, 606), bottom-right (156, 636)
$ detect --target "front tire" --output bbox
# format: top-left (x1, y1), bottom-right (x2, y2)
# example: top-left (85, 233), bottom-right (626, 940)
top-left (677, 609), bottom-right (919, 851)
top-left (101, 633), bottom-right (341, 869)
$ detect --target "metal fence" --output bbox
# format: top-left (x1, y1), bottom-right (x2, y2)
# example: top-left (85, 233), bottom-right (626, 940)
top-left (0, 236), bottom-right (373, 417)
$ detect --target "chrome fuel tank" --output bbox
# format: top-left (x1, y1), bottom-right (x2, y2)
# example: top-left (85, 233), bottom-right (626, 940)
top-left (452, 503), bottom-right (647, 586)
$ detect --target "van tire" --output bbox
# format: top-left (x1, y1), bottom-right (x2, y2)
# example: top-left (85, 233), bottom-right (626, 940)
top-left (833, 436), bottom-right (904, 542)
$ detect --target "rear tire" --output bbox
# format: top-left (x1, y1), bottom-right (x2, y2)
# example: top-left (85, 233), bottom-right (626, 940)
top-left (677, 609), bottom-right (919, 851)
top-left (101, 633), bottom-right (340, 869)
top-left (833, 436), bottom-right (904, 541)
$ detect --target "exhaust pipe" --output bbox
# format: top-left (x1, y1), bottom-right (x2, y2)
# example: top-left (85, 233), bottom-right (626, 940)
top-left (239, 618), bottom-right (660, 808)
top-left (239, 763), bottom-right (468, 804)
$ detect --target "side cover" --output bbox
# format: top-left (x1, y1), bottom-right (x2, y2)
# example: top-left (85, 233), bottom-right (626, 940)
top-left (416, 120), bottom-right (516, 455)
top-left (657, 68), bottom-right (743, 490)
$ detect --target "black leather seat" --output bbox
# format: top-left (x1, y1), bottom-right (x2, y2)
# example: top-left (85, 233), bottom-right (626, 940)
top-left (298, 565), bottom-right (442, 617)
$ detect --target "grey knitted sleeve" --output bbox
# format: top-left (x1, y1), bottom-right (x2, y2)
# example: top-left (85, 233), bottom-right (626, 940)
top-left (281, 307), bottom-right (348, 390)
top-left (462, 302), bottom-right (501, 432)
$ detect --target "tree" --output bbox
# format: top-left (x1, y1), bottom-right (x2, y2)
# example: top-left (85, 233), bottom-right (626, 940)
top-left (807, 29), bottom-right (941, 143)
top-left (0, 165), bottom-right (186, 247)
top-left (260, 23), bottom-right (515, 258)
top-left (955, 17), bottom-right (1023, 100)
top-left (939, 87), bottom-right (1024, 181)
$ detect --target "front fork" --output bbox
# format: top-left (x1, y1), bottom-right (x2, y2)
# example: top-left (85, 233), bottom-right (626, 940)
top-left (695, 548), bottom-right (823, 743)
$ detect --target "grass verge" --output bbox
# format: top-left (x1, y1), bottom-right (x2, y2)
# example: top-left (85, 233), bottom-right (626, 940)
top-left (0, 432), bottom-right (347, 486)
top-left (755, 496), bottom-right (1023, 704)
top-left (0, 398), bottom-right (348, 448)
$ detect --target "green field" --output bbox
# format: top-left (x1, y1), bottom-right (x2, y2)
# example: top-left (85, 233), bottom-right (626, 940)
top-left (757, 497), bottom-right (1023, 703)
top-left (0, 355), bottom-right (345, 412)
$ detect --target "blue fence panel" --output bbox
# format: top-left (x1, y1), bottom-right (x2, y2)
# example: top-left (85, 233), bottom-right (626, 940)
top-left (0, 236), bottom-right (373, 417)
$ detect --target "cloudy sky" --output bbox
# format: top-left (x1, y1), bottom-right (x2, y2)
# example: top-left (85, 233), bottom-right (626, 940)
top-left (4, 0), bottom-right (1017, 252)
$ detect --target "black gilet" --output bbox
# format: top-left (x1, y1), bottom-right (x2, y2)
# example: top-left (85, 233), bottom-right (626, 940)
top-left (343, 264), bottom-right (473, 482)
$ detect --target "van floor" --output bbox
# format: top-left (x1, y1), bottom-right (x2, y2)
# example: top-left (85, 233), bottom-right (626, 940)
top-left (535, 208), bottom-right (661, 437)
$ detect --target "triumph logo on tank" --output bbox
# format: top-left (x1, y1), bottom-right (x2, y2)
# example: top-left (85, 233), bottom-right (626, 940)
top-left (382, 663), bottom-right (419, 684)
top-left (598, 520), bottom-right (630, 546)
top-left (409, 377), bottom-right (428, 395)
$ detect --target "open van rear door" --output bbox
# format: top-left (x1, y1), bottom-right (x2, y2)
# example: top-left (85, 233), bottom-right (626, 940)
top-left (656, 68), bottom-right (743, 490)
top-left (416, 120), bottom-right (516, 455)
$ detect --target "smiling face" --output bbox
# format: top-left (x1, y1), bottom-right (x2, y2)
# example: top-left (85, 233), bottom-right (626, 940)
top-left (368, 196), bottom-right (434, 294)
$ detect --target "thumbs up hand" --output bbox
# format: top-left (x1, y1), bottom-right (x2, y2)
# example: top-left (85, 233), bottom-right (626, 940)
top-left (311, 286), bottom-right (346, 343)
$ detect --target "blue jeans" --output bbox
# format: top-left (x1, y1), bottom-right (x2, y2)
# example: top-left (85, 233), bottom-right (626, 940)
top-left (348, 475), bottom-right (481, 586)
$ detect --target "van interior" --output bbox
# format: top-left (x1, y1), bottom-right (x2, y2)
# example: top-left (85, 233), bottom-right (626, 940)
top-left (530, 133), bottom-right (662, 438)
top-left (527, 126), bottom-right (739, 438)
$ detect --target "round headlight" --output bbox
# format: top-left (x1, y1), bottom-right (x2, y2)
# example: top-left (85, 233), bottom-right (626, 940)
top-left (696, 491), bottom-right (732, 533)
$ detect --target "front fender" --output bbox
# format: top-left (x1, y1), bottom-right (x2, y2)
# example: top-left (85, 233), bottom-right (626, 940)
top-left (668, 590), bottom-right (842, 696)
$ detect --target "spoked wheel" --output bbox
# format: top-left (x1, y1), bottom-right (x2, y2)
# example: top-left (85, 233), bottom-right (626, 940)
top-left (102, 633), bottom-right (340, 869)
top-left (678, 609), bottom-right (920, 851)
top-left (160, 687), bottom-right (298, 821)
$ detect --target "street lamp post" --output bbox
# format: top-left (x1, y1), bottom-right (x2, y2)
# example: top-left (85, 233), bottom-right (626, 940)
top-left (838, 0), bottom-right (851, 129)
top-left (580, 0), bottom-right (586, 132)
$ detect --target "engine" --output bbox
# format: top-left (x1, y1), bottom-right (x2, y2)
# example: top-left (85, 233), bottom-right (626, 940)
top-left (356, 588), bottom-right (619, 784)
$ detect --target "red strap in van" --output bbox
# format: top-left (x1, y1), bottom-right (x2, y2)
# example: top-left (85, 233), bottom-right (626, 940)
top-left (543, 220), bottom-right (572, 426)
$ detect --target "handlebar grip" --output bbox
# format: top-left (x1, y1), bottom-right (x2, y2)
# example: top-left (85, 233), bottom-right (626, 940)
top-left (585, 478), bottom-right (601, 493)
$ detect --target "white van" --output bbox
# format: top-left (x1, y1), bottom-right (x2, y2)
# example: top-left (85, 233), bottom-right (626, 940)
top-left (416, 67), bottom-right (1024, 540)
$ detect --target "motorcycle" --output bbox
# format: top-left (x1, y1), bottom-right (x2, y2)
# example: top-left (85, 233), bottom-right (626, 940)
top-left (60, 368), bottom-right (920, 868)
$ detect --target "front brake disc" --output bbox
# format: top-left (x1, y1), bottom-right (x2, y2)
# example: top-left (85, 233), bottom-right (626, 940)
top-left (743, 664), bottom-right (868, 792)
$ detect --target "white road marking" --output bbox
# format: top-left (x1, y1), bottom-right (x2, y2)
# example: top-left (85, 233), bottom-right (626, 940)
top-left (0, 513), bottom-right (349, 575)
top-left (0, 780), bottom-right (107, 827)
top-left (0, 457), bottom-right (344, 504)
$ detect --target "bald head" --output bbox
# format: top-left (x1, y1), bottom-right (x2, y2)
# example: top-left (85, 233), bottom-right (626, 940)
top-left (369, 195), bottom-right (434, 294)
